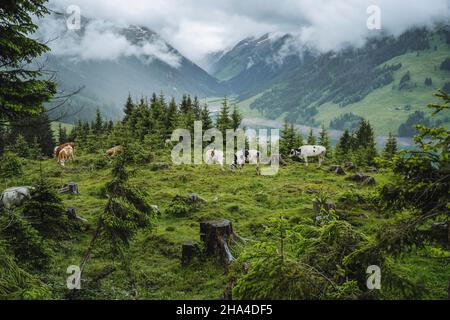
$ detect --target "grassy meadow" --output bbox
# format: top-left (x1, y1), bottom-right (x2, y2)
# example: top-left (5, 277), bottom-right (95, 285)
top-left (4, 149), bottom-right (449, 300)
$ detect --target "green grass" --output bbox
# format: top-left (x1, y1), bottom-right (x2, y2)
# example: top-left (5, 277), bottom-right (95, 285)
top-left (3, 152), bottom-right (449, 300)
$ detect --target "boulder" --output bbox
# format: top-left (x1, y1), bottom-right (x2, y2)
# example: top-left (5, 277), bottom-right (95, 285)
top-left (59, 182), bottom-right (79, 194)
top-left (329, 165), bottom-right (346, 175)
top-left (344, 162), bottom-right (357, 171)
top-left (181, 242), bottom-right (195, 266)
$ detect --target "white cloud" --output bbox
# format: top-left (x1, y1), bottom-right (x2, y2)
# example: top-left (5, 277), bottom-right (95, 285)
top-left (43, 0), bottom-right (450, 64)
top-left (38, 16), bottom-right (181, 67)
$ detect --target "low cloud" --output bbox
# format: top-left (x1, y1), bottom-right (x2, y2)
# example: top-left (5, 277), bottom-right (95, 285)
top-left (42, 0), bottom-right (450, 64)
top-left (37, 17), bottom-right (181, 68)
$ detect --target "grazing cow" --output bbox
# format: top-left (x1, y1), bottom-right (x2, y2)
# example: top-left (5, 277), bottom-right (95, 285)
top-left (290, 145), bottom-right (327, 166)
top-left (58, 145), bottom-right (74, 166)
top-left (0, 186), bottom-right (34, 209)
top-left (106, 145), bottom-right (123, 157)
top-left (231, 149), bottom-right (260, 171)
top-left (204, 148), bottom-right (224, 170)
top-left (54, 142), bottom-right (75, 158)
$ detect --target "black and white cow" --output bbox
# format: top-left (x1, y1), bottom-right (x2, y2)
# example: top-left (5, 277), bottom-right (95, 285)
top-left (290, 145), bottom-right (327, 166)
top-left (231, 149), bottom-right (260, 172)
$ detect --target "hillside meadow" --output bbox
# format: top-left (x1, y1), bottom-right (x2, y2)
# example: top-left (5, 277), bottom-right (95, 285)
top-left (3, 150), bottom-right (448, 300)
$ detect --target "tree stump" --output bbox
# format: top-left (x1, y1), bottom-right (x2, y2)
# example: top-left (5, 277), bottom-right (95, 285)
top-left (181, 242), bottom-right (195, 266)
top-left (200, 219), bottom-right (243, 264)
top-left (329, 165), bottom-right (345, 175)
top-left (59, 182), bottom-right (79, 194)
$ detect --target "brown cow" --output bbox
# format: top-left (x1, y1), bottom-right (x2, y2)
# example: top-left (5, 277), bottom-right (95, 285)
top-left (106, 145), bottom-right (123, 157)
top-left (58, 146), bottom-right (74, 166)
top-left (54, 142), bottom-right (75, 157)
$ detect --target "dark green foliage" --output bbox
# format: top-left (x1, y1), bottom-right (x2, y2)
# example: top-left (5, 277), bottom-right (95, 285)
top-left (0, 241), bottom-right (51, 299)
top-left (0, 210), bottom-right (52, 271)
top-left (424, 78), bottom-right (433, 86)
top-left (318, 124), bottom-right (332, 156)
top-left (57, 124), bottom-right (68, 144)
top-left (307, 128), bottom-right (316, 145)
top-left (0, 151), bottom-right (22, 179)
top-left (165, 194), bottom-right (203, 217)
top-left (0, 0), bottom-right (56, 120)
top-left (335, 129), bottom-right (353, 163)
top-left (383, 132), bottom-right (398, 160)
top-left (231, 104), bottom-right (243, 130)
top-left (21, 179), bottom-right (76, 239)
top-left (330, 113), bottom-right (364, 131)
top-left (9, 113), bottom-right (55, 156)
top-left (280, 121), bottom-right (303, 156)
top-left (398, 111), bottom-right (431, 137)
top-left (100, 150), bottom-right (155, 251)
top-left (439, 57), bottom-right (450, 71)
top-left (399, 71), bottom-right (411, 90)
top-left (122, 94), bottom-right (135, 124)
top-left (216, 97), bottom-right (232, 135)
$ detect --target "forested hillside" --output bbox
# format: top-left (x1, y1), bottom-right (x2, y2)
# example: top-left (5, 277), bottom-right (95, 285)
top-left (213, 27), bottom-right (450, 136)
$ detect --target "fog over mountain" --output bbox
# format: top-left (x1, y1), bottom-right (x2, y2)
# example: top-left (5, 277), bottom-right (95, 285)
top-left (46, 0), bottom-right (450, 64)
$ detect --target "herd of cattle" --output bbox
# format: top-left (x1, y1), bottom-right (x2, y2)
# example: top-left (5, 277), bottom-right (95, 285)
top-left (0, 142), bottom-right (327, 209)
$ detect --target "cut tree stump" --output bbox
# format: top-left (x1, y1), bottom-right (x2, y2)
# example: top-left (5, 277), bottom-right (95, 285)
top-left (181, 242), bottom-right (195, 266)
top-left (59, 182), bottom-right (79, 194)
top-left (200, 219), bottom-right (244, 265)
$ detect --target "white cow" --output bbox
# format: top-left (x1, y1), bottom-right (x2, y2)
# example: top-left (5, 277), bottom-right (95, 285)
top-left (205, 148), bottom-right (225, 170)
top-left (232, 149), bottom-right (260, 171)
top-left (290, 145), bottom-right (327, 166)
top-left (0, 186), bottom-right (34, 209)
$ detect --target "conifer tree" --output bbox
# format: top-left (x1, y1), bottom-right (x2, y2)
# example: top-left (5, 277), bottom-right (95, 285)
top-left (0, 0), bottom-right (56, 120)
top-left (165, 98), bottom-right (178, 135)
top-left (383, 132), bottom-right (398, 160)
top-left (123, 94), bottom-right (135, 124)
top-left (58, 124), bottom-right (68, 144)
top-left (318, 123), bottom-right (332, 157)
top-left (335, 129), bottom-right (352, 163)
top-left (231, 105), bottom-right (243, 130)
top-left (200, 104), bottom-right (213, 132)
top-left (192, 97), bottom-right (201, 120)
top-left (93, 108), bottom-right (103, 135)
top-left (216, 97), bottom-right (232, 135)
top-left (307, 128), bottom-right (316, 145)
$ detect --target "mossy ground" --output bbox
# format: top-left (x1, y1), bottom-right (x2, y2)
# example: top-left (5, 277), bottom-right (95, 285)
top-left (4, 152), bottom-right (449, 300)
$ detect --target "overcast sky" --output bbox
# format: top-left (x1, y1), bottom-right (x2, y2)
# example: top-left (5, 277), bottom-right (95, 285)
top-left (46, 0), bottom-right (450, 65)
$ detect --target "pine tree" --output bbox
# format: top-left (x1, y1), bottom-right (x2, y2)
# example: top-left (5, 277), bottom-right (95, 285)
top-left (123, 94), bottom-right (135, 123)
top-left (58, 124), bottom-right (68, 144)
top-left (355, 120), bottom-right (377, 165)
top-left (0, 0), bottom-right (56, 120)
top-left (383, 132), bottom-right (398, 160)
top-left (93, 108), bottom-right (103, 135)
top-left (216, 97), bottom-right (232, 135)
top-left (280, 121), bottom-right (296, 156)
top-left (9, 113), bottom-right (55, 157)
top-left (192, 97), bottom-right (201, 120)
top-left (307, 129), bottom-right (316, 145)
top-left (13, 134), bottom-right (29, 158)
top-left (201, 104), bottom-right (213, 132)
top-left (231, 105), bottom-right (243, 130)
top-left (165, 97), bottom-right (178, 135)
top-left (335, 129), bottom-right (352, 163)
top-left (318, 123), bottom-right (331, 153)
top-left (80, 149), bottom-right (156, 286)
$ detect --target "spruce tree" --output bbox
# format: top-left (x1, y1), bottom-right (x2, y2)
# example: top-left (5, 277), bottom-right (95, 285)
top-left (383, 132), bottom-right (398, 160)
top-left (123, 94), bottom-right (135, 124)
top-left (216, 97), bottom-right (232, 135)
top-left (231, 105), bottom-right (243, 130)
top-left (335, 129), bottom-right (352, 163)
top-left (318, 124), bottom-right (332, 153)
top-left (58, 124), bottom-right (68, 144)
top-left (307, 129), bottom-right (316, 145)
top-left (0, 0), bottom-right (56, 120)
top-left (201, 104), bottom-right (213, 132)
top-left (93, 108), bottom-right (103, 135)
top-left (165, 98), bottom-right (178, 135)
